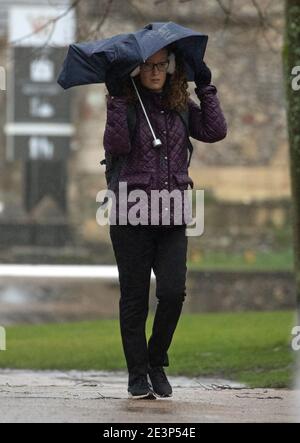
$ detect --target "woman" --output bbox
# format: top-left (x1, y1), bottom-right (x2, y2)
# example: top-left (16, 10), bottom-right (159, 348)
top-left (103, 44), bottom-right (227, 399)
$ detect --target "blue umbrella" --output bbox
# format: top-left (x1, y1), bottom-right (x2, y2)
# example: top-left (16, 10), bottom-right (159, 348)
top-left (57, 21), bottom-right (208, 89)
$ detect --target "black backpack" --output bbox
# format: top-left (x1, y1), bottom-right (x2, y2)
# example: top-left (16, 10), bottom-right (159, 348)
top-left (99, 102), bottom-right (194, 206)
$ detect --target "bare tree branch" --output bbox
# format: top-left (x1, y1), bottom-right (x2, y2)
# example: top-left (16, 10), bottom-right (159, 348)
top-left (151, 0), bottom-right (281, 53)
top-left (251, 0), bottom-right (282, 53)
top-left (3, 0), bottom-right (82, 70)
top-left (127, 0), bottom-right (147, 24)
top-left (9, 0), bottom-right (81, 47)
top-left (88, 0), bottom-right (115, 39)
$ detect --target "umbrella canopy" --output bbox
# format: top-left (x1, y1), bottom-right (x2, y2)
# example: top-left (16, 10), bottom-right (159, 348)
top-left (57, 21), bottom-right (208, 89)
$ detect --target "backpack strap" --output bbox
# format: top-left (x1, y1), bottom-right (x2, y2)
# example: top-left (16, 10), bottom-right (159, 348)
top-left (179, 108), bottom-right (189, 134)
top-left (176, 107), bottom-right (194, 168)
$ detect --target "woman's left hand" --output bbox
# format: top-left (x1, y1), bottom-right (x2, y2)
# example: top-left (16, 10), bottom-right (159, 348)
top-left (194, 60), bottom-right (212, 89)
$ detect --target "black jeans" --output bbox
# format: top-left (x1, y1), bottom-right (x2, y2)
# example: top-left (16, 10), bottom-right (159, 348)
top-left (109, 223), bottom-right (188, 377)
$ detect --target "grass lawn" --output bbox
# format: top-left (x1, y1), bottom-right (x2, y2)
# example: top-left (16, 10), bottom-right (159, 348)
top-left (0, 311), bottom-right (296, 388)
top-left (187, 249), bottom-right (294, 271)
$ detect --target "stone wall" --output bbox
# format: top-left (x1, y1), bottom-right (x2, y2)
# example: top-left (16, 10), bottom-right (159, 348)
top-left (0, 0), bottom-right (293, 251)
top-left (0, 270), bottom-right (296, 325)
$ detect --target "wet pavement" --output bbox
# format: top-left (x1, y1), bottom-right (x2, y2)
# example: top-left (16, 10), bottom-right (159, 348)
top-left (0, 369), bottom-right (298, 423)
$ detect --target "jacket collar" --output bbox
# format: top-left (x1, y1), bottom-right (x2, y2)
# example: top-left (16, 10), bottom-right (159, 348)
top-left (139, 84), bottom-right (165, 101)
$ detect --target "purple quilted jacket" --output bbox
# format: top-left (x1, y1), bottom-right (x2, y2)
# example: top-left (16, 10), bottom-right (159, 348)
top-left (103, 83), bottom-right (227, 227)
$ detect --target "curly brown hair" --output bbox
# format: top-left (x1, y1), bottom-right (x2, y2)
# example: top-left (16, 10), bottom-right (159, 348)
top-left (121, 45), bottom-right (190, 112)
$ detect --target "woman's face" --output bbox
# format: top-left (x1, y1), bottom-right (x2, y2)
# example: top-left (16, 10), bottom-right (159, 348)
top-left (139, 49), bottom-right (169, 92)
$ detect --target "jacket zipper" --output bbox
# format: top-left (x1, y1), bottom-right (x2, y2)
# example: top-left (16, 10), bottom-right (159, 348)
top-left (155, 111), bottom-right (160, 190)
top-left (165, 113), bottom-right (170, 192)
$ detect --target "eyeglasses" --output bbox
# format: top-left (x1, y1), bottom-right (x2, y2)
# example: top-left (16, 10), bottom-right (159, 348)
top-left (140, 60), bottom-right (169, 72)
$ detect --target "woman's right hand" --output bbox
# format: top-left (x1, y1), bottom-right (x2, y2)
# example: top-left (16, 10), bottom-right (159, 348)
top-left (105, 72), bottom-right (125, 97)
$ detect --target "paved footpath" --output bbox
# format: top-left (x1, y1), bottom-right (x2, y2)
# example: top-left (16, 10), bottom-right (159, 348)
top-left (0, 370), bottom-right (298, 423)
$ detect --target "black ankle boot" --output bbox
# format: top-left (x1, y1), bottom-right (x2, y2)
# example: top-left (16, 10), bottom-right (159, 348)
top-left (128, 373), bottom-right (156, 399)
top-left (147, 365), bottom-right (173, 398)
